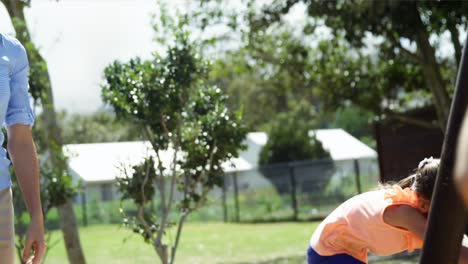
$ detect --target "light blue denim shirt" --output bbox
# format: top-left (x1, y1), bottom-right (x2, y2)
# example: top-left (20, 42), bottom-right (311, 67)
top-left (0, 33), bottom-right (35, 190)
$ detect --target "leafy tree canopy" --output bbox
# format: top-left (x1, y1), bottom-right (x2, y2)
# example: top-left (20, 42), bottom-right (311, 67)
top-left (259, 101), bottom-right (331, 165)
top-left (253, 0), bottom-right (468, 129)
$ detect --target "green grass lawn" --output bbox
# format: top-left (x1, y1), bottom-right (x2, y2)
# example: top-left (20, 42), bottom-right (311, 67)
top-left (26, 222), bottom-right (418, 264)
top-left (39, 222), bottom-right (317, 264)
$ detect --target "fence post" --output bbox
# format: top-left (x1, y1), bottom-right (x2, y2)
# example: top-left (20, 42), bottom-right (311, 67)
top-left (233, 173), bottom-right (240, 223)
top-left (81, 188), bottom-right (88, 227)
top-left (353, 159), bottom-right (362, 194)
top-left (289, 164), bottom-right (298, 221)
top-left (222, 174), bottom-right (227, 223)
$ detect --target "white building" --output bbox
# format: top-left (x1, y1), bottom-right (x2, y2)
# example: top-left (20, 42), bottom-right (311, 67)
top-left (64, 128), bottom-right (378, 203)
top-left (64, 141), bottom-right (253, 203)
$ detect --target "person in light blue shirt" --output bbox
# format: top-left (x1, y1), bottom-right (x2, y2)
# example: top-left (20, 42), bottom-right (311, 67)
top-left (0, 33), bottom-right (45, 264)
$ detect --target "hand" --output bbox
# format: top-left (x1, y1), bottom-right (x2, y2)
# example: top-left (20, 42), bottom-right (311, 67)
top-left (23, 216), bottom-right (46, 264)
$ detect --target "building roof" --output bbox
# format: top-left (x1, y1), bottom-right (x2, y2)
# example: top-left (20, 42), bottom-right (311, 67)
top-left (244, 129), bottom-right (377, 163)
top-left (64, 141), bottom-right (253, 184)
top-left (311, 129), bottom-right (377, 160)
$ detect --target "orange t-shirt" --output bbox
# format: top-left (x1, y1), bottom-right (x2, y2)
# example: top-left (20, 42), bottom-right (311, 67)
top-left (309, 186), bottom-right (423, 263)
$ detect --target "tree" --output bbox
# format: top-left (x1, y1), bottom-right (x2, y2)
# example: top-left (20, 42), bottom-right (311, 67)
top-left (255, 0), bottom-right (468, 130)
top-left (328, 106), bottom-right (375, 148)
top-left (59, 111), bottom-right (142, 144)
top-left (309, 36), bottom-right (430, 127)
top-left (189, 1), bottom-right (406, 155)
top-left (198, 1), bottom-right (381, 138)
top-left (101, 19), bottom-right (247, 264)
top-left (259, 101), bottom-right (330, 165)
top-left (1, 1), bottom-right (86, 263)
top-left (209, 28), bottom-right (316, 130)
top-left (32, 110), bottom-right (142, 146)
top-left (258, 102), bottom-right (334, 202)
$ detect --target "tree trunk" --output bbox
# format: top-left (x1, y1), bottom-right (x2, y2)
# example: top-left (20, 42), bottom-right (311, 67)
top-left (57, 202), bottom-right (87, 264)
top-left (153, 243), bottom-right (168, 264)
top-left (2, 1), bottom-right (87, 263)
top-left (414, 8), bottom-right (451, 130)
top-left (448, 20), bottom-right (462, 68)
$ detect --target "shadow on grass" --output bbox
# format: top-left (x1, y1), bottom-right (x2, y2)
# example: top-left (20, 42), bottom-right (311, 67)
top-left (219, 251), bottom-right (419, 264)
top-left (219, 255), bottom-right (304, 264)
top-left (233, 215), bottom-right (328, 224)
top-left (370, 251), bottom-right (419, 264)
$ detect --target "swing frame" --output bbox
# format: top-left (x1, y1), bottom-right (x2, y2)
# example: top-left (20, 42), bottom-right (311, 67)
top-left (419, 35), bottom-right (468, 263)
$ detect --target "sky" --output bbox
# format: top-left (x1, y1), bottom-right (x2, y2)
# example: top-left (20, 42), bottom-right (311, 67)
top-left (0, 0), bottom-right (157, 114)
top-left (0, 0), bottom-right (305, 114)
top-left (0, 0), bottom-right (457, 114)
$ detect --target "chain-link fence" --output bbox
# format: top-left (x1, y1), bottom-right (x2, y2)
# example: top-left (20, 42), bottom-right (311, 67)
top-left (64, 157), bottom-right (379, 226)
top-left (218, 157), bottom-right (380, 222)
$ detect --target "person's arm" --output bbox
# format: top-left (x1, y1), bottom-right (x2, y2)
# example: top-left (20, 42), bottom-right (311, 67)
top-left (455, 109), bottom-right (468, 206)
top-left (384, 204), bottom-right (468, 264)
top-left (6, 40), bottom-right (45, 264)
top-left (383, 204), bottom-right (427, 240)
top-left (7, 125), bottom-right (45, 264)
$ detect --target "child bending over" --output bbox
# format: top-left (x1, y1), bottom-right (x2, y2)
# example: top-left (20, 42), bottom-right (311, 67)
top-left (308, 157), bottom-right (468, 264)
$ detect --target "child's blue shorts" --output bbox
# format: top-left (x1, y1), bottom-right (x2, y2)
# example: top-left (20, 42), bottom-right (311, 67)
top-left (307, 246), bottom-right (365, 264)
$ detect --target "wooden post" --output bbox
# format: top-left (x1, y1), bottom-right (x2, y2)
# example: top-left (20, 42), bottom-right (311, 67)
top-left (420, 35), bottom-right (468, 264)
top-left (354, 160), bottom-right (362, 194)
top-left (289, 164), bottom-right (298, 221)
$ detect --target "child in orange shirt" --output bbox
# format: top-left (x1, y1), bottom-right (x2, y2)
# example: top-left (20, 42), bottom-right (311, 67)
top-left (308, 157), bottom-right (468, 264)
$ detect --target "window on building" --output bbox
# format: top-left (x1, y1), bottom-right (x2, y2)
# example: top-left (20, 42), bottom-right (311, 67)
top-left (101, 183), bottom-right (113, 201)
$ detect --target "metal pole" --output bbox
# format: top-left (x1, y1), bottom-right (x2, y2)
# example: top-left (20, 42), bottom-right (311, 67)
top-left (374, 121), bottom-right (386, 183)
top-left (81, 188), bottom-right (88, 227)
top-left (354, 159), bottom-right (362, 194)
top-left (233, 173), bottom-right (240, 223)
top-left (289, 164), bottom-right (298, 221)
top-left (420, 35), bottom-right (468, 264)
top-left (222, 174), bottom-right (227, 223)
